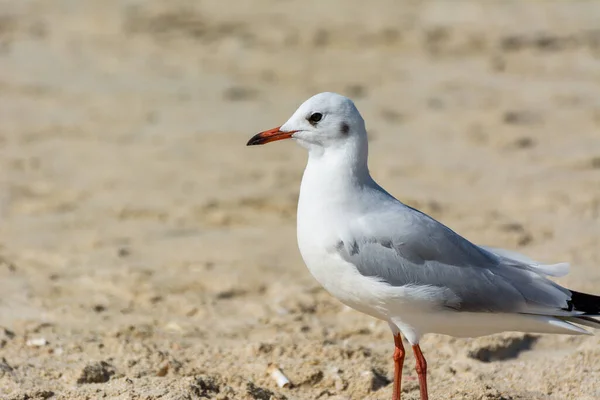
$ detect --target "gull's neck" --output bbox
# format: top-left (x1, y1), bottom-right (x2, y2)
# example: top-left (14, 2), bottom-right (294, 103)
top-left (298, 138), bottom-right (375, 217)
top-left (312, 134), bottom-right (369, 180)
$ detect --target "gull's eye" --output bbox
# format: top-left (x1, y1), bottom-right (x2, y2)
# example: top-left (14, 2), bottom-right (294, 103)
top-left (308, 112), bottom-right (323, 124)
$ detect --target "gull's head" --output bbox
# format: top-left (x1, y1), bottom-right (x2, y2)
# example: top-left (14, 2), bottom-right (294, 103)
top-left (247, 92), bottom-right (366, 153)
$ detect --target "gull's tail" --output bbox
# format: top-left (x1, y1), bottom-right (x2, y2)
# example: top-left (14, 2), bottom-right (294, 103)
top-left (482, 246), bottom-right (600, 331)
top-left (560, 290), bottom-right (600, 330)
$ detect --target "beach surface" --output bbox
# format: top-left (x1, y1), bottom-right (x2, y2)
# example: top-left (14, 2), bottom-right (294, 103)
top-left (1, 1), bottom-right (600, 399)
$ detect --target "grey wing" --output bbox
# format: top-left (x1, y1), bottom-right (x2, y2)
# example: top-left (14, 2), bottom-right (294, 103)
top-left (338, 206), bottom-right (572, 314)
top-left (480, 245), bottom-right (570, 277)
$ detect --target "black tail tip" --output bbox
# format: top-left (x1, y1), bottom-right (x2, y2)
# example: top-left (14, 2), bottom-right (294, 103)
top-left (566, 290), bottom-right (600, 315)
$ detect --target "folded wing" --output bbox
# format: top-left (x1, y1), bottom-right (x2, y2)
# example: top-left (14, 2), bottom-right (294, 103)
top-left (337, 204), bottom-right (574, 315)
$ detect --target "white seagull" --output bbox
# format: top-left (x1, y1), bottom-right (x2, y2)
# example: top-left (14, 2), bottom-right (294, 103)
top-left (247, 92), bottom-right (600, 400)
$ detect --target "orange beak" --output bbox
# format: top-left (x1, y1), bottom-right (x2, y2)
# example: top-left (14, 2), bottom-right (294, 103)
top-left (246, 126), bottom-right (296, 146)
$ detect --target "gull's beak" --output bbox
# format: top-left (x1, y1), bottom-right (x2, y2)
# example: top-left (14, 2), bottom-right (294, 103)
top-left (246, 126), bottom-right (296, 146)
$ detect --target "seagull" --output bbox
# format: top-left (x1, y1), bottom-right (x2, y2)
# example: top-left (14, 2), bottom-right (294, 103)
top-left (246, 92), bottom-right (600, 400)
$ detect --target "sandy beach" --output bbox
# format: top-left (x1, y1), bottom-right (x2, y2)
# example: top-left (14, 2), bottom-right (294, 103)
top-left (1, 1), bottom-right (600, 399)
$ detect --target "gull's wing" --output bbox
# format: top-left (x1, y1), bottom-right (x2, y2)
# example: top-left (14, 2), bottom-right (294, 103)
top-left (337, 204), bottom-right (573, 315)
top-left (480, 246), bottom-right (570, 277)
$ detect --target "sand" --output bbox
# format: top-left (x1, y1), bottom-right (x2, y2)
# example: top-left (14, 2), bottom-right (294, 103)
top-left (1, 1), bottom-right (600, 399)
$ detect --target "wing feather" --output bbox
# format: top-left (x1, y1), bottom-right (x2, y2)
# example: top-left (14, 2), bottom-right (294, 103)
top-left (338, 204), bottom-right (572, 314)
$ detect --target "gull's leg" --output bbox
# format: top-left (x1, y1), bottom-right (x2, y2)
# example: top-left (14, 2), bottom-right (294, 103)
top-left (392, 332), bottom-right (405, 400)
top-left (388, 323), bottom-right (405, 400)
top-left (412, 344), bottom-right (428, 400)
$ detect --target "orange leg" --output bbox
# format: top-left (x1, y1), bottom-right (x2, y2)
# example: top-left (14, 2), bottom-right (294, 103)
top-left (392, 333), bottom-right (405, 400)
top-left (412, 344), bottom-right (428, 400)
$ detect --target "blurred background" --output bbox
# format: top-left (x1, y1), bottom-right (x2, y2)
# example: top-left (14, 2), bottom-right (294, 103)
top-left (1, 1), bottom-right (599, 399)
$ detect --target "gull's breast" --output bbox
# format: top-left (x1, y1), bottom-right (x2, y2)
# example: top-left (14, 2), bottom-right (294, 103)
top-left (296, 227), bottom-right (395, 321)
